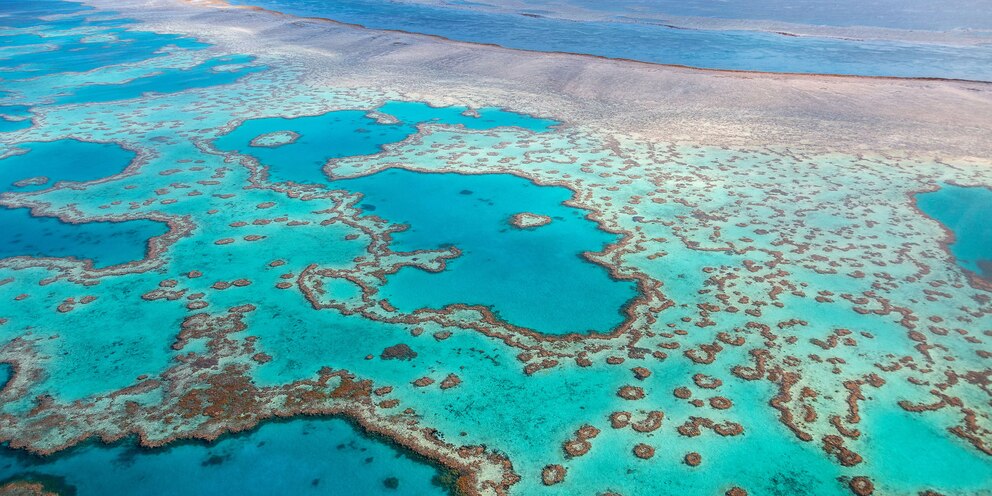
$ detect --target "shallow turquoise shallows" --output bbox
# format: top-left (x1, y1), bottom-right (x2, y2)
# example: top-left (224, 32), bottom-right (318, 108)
top-left (915, 183), bottom-right (992, 281)
top-left (0, 418), bottom-right (449, 496)
top-left (335, 169), bottom-right (638, 334)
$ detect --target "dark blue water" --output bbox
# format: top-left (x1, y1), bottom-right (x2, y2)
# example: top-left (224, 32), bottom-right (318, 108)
top-left (213, 101), bottom-right (557, 185)
top-left (232, 0), bottom-right (992, 80)
top-left (0, 207), bottom-right (169, 268)
top-left (337, 169), bottom-right (638, 334)
top-left (0, 418), bottom-right (449, 496)
top-left (0, 139), bottom-right (170, 268)
top-left (216, 102), bottom-right (632, 334)
top-left (0, 139), bottom-right (135, 193)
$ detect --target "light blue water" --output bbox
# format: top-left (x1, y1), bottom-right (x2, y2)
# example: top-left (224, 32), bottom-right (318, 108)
top-left (231, 0), bottom-right (992, 80)
top-left (337, 169), bottom-right (638, 334)
top-left (377, 101), bottom-right (557, 132)
top-left (915, 183), bottom-right (992, 281)
top-left (443, 0), bottom-right (992, 31)
top-left (0, 206), bottom-right (169, 268)
top-left (0, 418), bottom-right (449, 496)
top-left (0, 139), bottom-right (135, 193)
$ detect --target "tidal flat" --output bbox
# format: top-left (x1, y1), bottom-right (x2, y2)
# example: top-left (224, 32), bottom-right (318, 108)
top-left (0, 0), bottom-right (990, 495)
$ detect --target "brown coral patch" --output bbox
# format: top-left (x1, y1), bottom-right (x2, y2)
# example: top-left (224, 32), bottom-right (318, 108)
top-left (631, 411), bottom-right (664, 433)
top-left (632, 366), bottom-right (651, 380)
top-left (848, 476), bottom-right (874, 496)
top-left (440, 373), bottom-right (462, 390)
top-left (610, 411), bottom-right (632, 429)
top-left (380, 343), bottom-right (417, 361)
top-left (541, 464), bottom-right (566, 486)
top-left (633, 443), bottom-right (655, 459)
top-left (617, 385), bottom-right (645, 400)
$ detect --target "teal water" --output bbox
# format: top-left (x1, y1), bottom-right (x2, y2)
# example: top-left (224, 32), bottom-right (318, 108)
top-left (0, 418), bottom-right (449, 496)
top-left (1, 0), bottom-right (990, 495)
top-left (213, 101), bottom-right (557, 185)
top-left (55, 55), bottom-right (266, 105)
top-left (0, 139), bottom-right (162, 268)
top-left (337, 169), bottom-right (638, 334)
top-left (217, 104), bottom-right (632, 334)
top-left (0, 105), bottom-right (32, 134)
top-left (0, 364), bottom-right (10, 391)
top-left (861, 407), bottom-right (992, 493)
top-left (0, 120), bottom-right (31, 134)
top-left (0, 139), bottom-right (135, 193)
top-left (0, 26), bottom-right (208, 81)
top-left (915, 183), bottom-right (992, 281)
top-left (0, 207), bottom-right (168, 268)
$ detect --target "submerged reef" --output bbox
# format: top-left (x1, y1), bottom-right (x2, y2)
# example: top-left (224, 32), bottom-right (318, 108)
top-left (0, 0), bottom-right (990, 495)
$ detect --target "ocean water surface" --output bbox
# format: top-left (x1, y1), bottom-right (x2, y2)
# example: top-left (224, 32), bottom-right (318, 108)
top-left (915, 183), bottom-right (992, 281)
top-left (0, 418), bottom-right (450, 496)
top-left (415, 0), bottom-right (992, 31)
top-left (232, 0), bottom-right (992, 80)
top-left (0, 0), bottom-right (990, 495)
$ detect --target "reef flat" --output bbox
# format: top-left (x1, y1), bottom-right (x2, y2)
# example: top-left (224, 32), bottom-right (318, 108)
top-left (0, 0), bottom-right (990, 495)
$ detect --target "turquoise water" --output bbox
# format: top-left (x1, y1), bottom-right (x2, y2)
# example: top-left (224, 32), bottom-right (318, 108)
top-left (1, 0), bottom-right (990, 495)
top-left (232, 0), bottom-right (992, 80)
top-left (0, 139), bottom-right (163, 268)
top-left (0, 105), bottom-right (32, 134)
top-left (55, 55), bottom-right (266, 105)
top-left (213, 101), bottom-right (557, 185)
top-left (915, 183), bottom-right (992, 281)
top-left (0, 139), bottom-right (135, 193)
top-left (217, 103), bottom-right (630, 334)
top-left (337, 169), bottom-right (637, 334)
top-left (0, 364), bottom-right (10, 391)
top-left (0, 207), bottom-right (168, 268)
top-left (0, 25), bottom-right (207, 81)
top-left (861, 407), bottom-right (992, 493)
top-left (0, 418), bottom-right (449, 496)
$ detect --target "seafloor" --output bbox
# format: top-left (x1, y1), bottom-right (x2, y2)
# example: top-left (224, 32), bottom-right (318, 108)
top-left (0, 0), bottom-right (991, 495)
